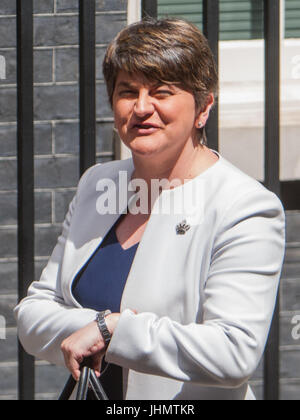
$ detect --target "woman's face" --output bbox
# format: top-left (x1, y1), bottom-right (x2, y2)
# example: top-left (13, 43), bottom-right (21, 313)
top-left (112, 71), bottom-right (199, 158)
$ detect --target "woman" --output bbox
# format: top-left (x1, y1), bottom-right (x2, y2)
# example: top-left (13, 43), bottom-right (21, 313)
top-left (14, 19), bottom-right (285, 400)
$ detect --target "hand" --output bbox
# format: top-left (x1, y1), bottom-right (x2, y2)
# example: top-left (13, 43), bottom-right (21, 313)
top-left (61, 313), bottom-right (120, 381)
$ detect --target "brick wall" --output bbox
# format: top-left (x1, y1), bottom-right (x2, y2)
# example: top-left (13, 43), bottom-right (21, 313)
top-left (0, 0), bottom-right (127, 400)
top-left (279, 213), bottom-right (300, 399)
top-left (248, 212), bottom-right (300, 400)
top-left (0, 0), bottom-right (299, 401)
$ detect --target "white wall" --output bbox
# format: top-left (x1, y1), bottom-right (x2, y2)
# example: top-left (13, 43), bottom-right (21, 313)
top-left (219, 39), bottom-right (300, 181)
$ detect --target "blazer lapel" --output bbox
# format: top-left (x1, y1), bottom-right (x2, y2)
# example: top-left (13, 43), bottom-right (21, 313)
top-left (62, 159), bottom-right (135, 306)
top-left (120, 176), bottom-right (205, 314)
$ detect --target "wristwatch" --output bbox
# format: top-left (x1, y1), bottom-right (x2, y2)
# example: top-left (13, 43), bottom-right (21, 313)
top-left (96, 310), bottom-right (112, 345)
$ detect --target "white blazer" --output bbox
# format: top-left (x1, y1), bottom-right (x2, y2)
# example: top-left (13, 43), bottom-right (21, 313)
top-left (14, 153), bottom-right (286, 400)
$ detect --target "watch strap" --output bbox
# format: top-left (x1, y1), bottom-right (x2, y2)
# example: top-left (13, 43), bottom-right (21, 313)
top-left (96, 310), bottom-right (112, 345)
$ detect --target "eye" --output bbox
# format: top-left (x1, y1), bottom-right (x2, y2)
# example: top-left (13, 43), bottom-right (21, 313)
top-left (154, 89), bottom-right (173, 98)
top-left (118, 89), bottom-right (137, 97)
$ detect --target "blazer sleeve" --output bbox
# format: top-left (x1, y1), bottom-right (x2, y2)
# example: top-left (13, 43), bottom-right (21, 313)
top-left (105, 188), bottom-right (286, 388)
top-left (14, 166), bottom-right (99, 366)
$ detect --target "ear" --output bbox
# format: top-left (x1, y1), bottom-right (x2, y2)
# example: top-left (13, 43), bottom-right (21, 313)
top-left (195, 93), bottom-right (214, 129)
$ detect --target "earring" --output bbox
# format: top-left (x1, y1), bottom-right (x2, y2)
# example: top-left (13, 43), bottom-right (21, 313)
top-left (198, 122), bottom-right (204, 128)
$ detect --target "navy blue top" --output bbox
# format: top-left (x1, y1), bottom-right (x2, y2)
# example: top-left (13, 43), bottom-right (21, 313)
top-left (72, 219), bottom-right (138, 312)
top-left (72, 216), bottom-right (139, 400)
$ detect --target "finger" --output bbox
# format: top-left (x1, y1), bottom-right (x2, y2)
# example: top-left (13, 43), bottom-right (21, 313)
top-left (92, 352), bottom-right (104, 377)
top-left (63, 350), bottom-right (83, 381)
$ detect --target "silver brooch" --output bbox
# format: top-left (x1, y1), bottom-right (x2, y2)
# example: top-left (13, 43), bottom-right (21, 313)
top-left (176, 220), bottom-right (191, 235)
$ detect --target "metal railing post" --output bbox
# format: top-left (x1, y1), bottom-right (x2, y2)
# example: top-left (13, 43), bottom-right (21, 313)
top-left (203, 0), bottom-right (219, 152)
top-left (142, 0), bottom-right (158, 19)
top-left (16, 0), bottom-right (35, 400)
top-left (79, 0), bottom-right (96, 176)
top-left (263, 0), bottom-right (281, 401)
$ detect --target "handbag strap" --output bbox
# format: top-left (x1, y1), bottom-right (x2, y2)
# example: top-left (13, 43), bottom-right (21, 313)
top-left (76, 366), bottom-right (91, 400)
top-left (88, 369), bottom-right (109, 400)
top-left (59, 364), bottom-right (109, 400)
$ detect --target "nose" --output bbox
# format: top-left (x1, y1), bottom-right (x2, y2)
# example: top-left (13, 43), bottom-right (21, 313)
top-left (134, 89), bottom-right (155, 118)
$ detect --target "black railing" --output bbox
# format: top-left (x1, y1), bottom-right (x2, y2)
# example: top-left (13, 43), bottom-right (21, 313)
top-left (79, 0), bottom-right (96, 176)
top-left (202, 0), bottom-right (219, 152)
top-left (16, 0), bottom-right (35, 401)
top-left (15, 0), bottom-right (295, 400)
top-left (263, 0), bottom-right (281, 401)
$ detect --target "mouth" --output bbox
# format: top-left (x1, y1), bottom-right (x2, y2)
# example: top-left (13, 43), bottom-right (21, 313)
top-left (131, 122), bottom-right (161, 134)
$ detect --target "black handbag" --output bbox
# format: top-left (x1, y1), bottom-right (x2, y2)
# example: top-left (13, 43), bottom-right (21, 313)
top-left (59, 365), bottom-right (109, 400)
